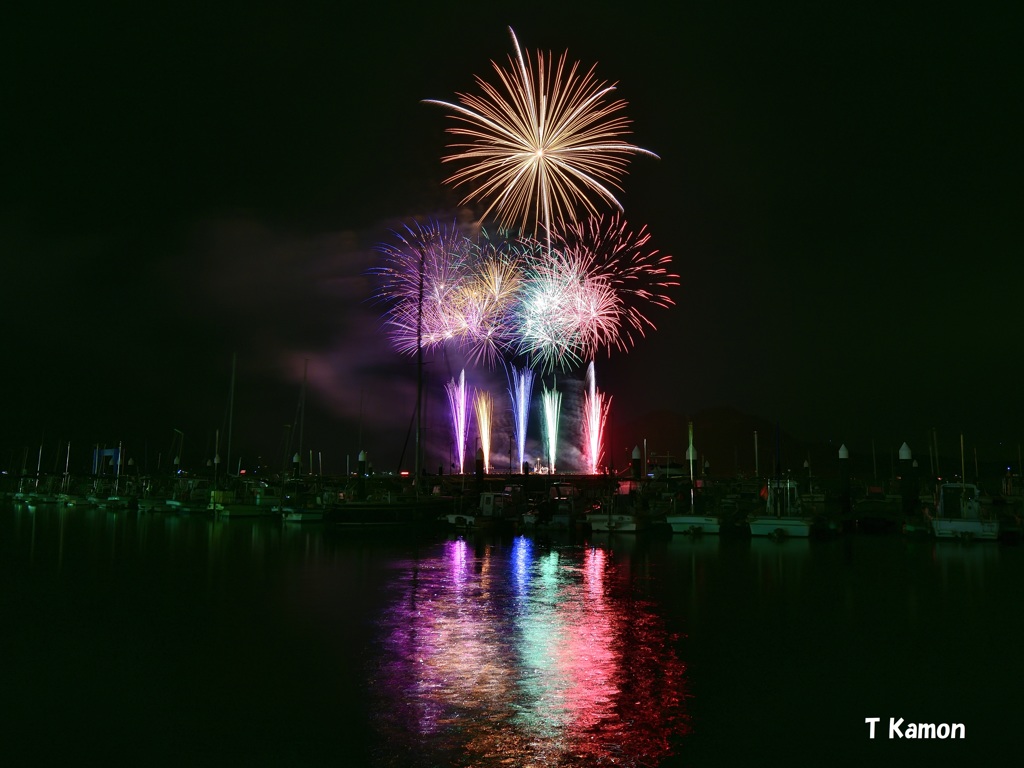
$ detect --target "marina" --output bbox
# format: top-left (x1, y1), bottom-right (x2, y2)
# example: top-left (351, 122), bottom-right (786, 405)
top-left (3, 462), bottom-right (1021, 543)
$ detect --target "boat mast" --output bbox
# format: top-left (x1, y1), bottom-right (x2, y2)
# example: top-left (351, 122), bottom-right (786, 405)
top-left (960, 432), bottom-right (967, 515)
top-left (114, 441), bottom-right (122, 496)
top-left (62, 441), bottom-right (71, 495)
top-left (297, 359), bottom-right (308, 477)
top-left (226, 352), bottom-right (236, 478)
top-left (415, 242), bottom-right (425, 499)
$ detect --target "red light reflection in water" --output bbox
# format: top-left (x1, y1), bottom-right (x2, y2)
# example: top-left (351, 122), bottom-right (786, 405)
top-left (373, 536), bottom-right (688, 766)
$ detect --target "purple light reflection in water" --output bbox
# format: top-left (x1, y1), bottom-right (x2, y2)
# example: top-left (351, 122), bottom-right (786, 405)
top-left (371, 536), bottom-right (689, 766)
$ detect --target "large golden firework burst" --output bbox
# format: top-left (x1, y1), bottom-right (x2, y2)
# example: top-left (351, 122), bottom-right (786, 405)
top-left (424, 27), bottom-right (658, 241)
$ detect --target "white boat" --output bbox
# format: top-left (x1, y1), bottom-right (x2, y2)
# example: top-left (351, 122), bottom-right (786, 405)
top-left (281, 508), bottom-right (324, 523)
top-left (665, 511), bottom-right (720, 535)
top-left (587, 509), bottom-right (648, 533)
top-left (665, 492), bottom-right (720, 535)
top-left (665, 423), bottom-right (719, 534)
top-left (748, 478), bottom-right (813, 538)
top-left (931, 482), bottom-right (998, 541)
top-left (586, 496), bottom-right (649, 533)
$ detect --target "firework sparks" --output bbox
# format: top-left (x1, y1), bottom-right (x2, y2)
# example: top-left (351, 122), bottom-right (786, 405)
top-left (445, 369), bottom-right (472, 473)
top-left (373, 220), bottom-right (472, 356)
top-left (582, 361), bottom-right (611, 475)
top-left (425, 27), bottom-right (658, 243)
top-left (516, 247), bottom-right (624, 372)
top-left (474, 390), bottom-right (494, 474)
top-left (551, 212), bottom-right (679, 350)
top-left (507, 364), bottom-right (535, 472)
top-left (449, 228), bottom-right (528, 365)
top-left (372, 217), bottom-right (677, 376)
top-left (540, 379), bottom-right (562, 473)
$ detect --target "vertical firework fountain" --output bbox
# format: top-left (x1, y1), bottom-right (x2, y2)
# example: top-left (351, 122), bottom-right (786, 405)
top-left (474, 390), bottom-right (493, 474)
top-left (508, 365), bottom-right (535, 473)
top-left (541, 379), bottom-right (562, 474)
top-left (582, 361), bottom-right (611, 475)
top-left (445, 370), bottom-right (472, 474)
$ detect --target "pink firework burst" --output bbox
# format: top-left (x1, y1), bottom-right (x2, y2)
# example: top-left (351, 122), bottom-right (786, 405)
top-left (551, 212), bottom-right (679, 349)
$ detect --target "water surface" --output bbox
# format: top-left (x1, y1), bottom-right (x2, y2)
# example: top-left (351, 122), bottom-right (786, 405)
top-left (3, 504), bottom-right (1016, 766)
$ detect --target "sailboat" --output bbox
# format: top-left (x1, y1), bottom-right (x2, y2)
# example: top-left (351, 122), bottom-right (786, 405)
top-left (931, 482), bottom-right (998, 541)
top-left (321, 233), bottom-right (461, 533)
top-left (56, 442), bottom-right (89, 507)
top-left (747, 477), bottom-right (813, 538)
top-left (665, 423), bottom-right (721, 535)
top-left (93, 442), bottom-right (136, 510)
top-left (279, 360), bottom-right (325, 523)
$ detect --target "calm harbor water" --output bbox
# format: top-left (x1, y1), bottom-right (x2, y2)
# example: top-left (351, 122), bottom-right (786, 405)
top-left (3, 503), bottom-right (1018, 766)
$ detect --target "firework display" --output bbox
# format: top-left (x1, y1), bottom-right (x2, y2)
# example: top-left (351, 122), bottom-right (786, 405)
top-left (371, 28), bottom-right (676, 474)
top-left (373, 216), bottom-right (674, 373)
top-left (424, 27), bottom-right (657, 242)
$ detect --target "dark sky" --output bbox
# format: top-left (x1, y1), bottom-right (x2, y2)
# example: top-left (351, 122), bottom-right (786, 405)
top-left (3, 2), bottom-right (1022, 476)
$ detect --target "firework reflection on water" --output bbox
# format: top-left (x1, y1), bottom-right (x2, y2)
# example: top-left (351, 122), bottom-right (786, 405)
top-left (371, 536), bottom-right (688, 767)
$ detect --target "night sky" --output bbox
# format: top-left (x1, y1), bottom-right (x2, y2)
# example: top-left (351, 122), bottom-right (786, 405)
top-left (3, 2), bottom-right (1021, 477)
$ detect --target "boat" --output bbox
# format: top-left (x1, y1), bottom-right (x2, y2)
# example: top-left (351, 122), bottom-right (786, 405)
top-left (276, 480), bottom-right (325, 523)
top-left (586, 491), bottom-right (650, 533)
top-left (96, 494), bottom-right (135, 511)
top-left (662, 422), bottom-right (719, 535)
top-left (664, 486), bottom-right (720, 535)
top-left (521, 498), bottom-right (570, 530)
top-left (164, 479), bottom-right (213, 514)
top-left (931, 482), bottom-right (999, 541)
top-left (214, 480), bottom-right (281, 518)
top-left (326, 494), bottom-right (454, 532)
top-left (665, 507), bottom-right (720, 535)
top-left (440, 489), bottom-right (521, 529)
top-left (586, 503), bottom-right (649, 533)
top-left (136, 497), bottom-right (169, 513)
top-left (279, 496), bottom-right (325, 522)
top-left (747, 478), bottom-right (813, 538)
top-left (281, 508), bottom-right (324, 523)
